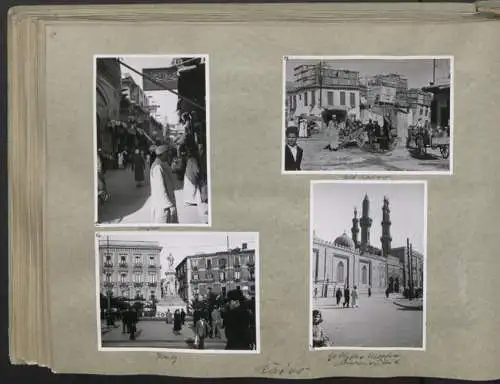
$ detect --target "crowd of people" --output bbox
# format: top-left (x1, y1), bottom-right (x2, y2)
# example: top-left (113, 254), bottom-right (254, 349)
top-left (190, 289), bottom-right (257, 350)
top-left (97, 109), bottom-right (208, 224)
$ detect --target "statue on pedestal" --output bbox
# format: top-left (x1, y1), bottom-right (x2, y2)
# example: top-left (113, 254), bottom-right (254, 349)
top-left (162, 253), bottom-right (178, 297)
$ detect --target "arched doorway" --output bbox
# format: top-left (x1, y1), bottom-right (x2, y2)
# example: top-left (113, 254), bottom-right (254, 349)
top-left (361, 265), bottom-right (368, 285)
top-left (336, 261), bottom-right (345, 284)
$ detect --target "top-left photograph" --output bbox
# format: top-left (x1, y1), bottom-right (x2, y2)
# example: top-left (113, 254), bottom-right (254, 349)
top-left (95, 55), bottom-right (210, 227)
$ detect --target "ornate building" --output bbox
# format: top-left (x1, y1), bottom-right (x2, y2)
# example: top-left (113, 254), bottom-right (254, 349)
top-left (312, 195), bottom-right (424, 297)
top-left (99, 239), bottom-right (162, 302)
top-left (176, 243), bottom-right (256, 304)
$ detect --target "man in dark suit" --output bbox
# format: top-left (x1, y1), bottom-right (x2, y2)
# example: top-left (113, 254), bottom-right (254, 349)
top-left (284, 126), bottom-right (303, 171)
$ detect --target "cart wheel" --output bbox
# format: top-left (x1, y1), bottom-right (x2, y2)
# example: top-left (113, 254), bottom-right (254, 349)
top-left (440, 145), bottom-right (450, 159)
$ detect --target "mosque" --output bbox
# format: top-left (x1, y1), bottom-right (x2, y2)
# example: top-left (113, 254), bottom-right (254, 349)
top-left (312, 194), bottom-right (424, 297)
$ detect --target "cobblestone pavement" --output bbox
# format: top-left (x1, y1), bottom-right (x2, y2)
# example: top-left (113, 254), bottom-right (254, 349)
top-left (313, 293), bottom-right (423, 348)
top-left (297, 131), bottom-right (449, 172)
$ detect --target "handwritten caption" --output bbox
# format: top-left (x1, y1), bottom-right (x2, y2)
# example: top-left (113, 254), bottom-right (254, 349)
top-left (256, 361), bottom-right (310, 376)
top-left (328, 352), bottom-right (401, 367)
top-left (155, 353), bottom-right (178, 365)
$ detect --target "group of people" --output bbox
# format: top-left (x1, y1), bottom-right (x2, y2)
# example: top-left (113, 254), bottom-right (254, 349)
top-left (191, 289), bottom-right (256, 350)
top-left (119, 307), bottom-right (140, 340)
top-left (164, 308), bottom-right (187, 335)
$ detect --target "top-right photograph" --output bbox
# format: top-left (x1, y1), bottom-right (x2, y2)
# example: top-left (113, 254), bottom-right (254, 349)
top-left (283, 56), bottom-right (453, 175)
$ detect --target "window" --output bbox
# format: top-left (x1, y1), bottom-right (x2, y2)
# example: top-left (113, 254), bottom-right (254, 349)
top-left (119, 253), bottom-right (127, 262)
top-left (135, 290), bottom-right (141, 298)
top-left (149, 255), bottom-right (155, 266)
top-left (193, 273), bottom-right (199, 281)
top-left (311, 90), bottom-right (316, 106)
top-left (314, 249), bottom-right (319, 282)
top-left (340, 91), bottom-right (346, 106)
top-left (221, 287), bottom-right (227, 297)
top-left (220, 271), bottom-right (226, 282)
top-left (134, 254), bottom-right (141, 265)
top-left (350, 92), bottom-right (356, 107)
top-left (148, 272), bottom-right (156, 283)
top-left (150, 291), bottom-right (155, 300)
top-left (120, 273), bottom-right (127, 283)
top-left (362, 265), bottom-right (368, 285)
top-left (419, 107), bottom-right (423, 116)
top-left (219, 258), bottom-right (227, 269)
top-left (327, 91), bottom-right (334, 106)
top-left (336, 261), bottom-right (345, 282)
top-left (234, 256), bottom-right (240, 268)
top-left (206, 259), bottom-right (212, 269)
top-left (304, 92), bottom-right (308, 106)
top-left (105, 272), bottom-right (112, 282)
top-left (133, 272), bottom-right (142, 283)
top-left (234, 271), bottom-right (241, 281)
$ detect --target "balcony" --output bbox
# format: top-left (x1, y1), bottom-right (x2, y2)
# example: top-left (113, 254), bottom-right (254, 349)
top-left (133, 282), bottom-right (143, 287)
top-left (118, 262), bottom-right (128, 269)
top-left (148, 264), bottom-right (157, 269)
top-left (148, 282), bottom-right (157, 287)
top-left (104, 281), bottom-right (114, 288)
top-left (104, 262), bottom-right (113, 268)
top-left (119, 282), bottom-right (129, 288)
top-left (133, 263), bottom-right (143, 269)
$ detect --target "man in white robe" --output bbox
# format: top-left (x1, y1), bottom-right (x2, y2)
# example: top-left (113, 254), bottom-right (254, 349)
top-left (149, 145), bottom-right (178, 223)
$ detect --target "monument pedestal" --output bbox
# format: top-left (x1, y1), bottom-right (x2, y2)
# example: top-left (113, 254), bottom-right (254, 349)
top-left (156, 295), bottom-right (187, 318)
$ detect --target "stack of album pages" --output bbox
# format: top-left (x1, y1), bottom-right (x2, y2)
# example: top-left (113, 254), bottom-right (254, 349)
top-left (8, 1), bottom-right (500, 380)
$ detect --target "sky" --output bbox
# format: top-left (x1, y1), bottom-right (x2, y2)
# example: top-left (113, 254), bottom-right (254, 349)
top-left (118, 55), bottom-right (180, 125)
top-left (312, 182), bottom-right (426, 253)
top-left (101, 232), bottom-right (258, 273)
top-left (286, 58), bottom-right (451, 89)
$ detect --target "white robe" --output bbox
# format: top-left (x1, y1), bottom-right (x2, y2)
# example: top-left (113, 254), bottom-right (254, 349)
top-left (149, 159), bottom-right (177, 223)
top-left (183, 156), bottom-right (201, 205)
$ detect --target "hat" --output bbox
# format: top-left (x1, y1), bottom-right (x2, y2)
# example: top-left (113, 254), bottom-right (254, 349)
top-left (155, 145), bottom-right (169, 155)
top-left (227, 289), bottom-right (245, 302)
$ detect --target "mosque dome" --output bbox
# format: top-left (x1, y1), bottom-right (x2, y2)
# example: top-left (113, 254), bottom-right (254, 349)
top-left (334, 232), bottom-right (355, 250)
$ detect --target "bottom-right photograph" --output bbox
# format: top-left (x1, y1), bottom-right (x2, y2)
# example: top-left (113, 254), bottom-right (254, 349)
top-left (310, 180), bottom-right (426, 350)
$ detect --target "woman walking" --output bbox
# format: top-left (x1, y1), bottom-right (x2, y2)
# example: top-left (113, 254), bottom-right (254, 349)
top-left (133, 149), bottom-right (145, 187)
top-left (351, 285), bottom-right (359, 308)
top-left (173, 309), bottom-right (182, 335)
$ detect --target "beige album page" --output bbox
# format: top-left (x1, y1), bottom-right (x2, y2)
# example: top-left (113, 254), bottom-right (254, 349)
top-left (43, 14), bottom-right (500, 380)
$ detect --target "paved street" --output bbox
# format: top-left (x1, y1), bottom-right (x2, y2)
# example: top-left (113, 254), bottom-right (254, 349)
top-left (298, 131), bottom-right (449, 172)
top-left (313, 294), bottom-right (423, 348)
top-left (101, 319), bottom-right (227, 349)
top-left (98, 168), bottom-right (209, 225)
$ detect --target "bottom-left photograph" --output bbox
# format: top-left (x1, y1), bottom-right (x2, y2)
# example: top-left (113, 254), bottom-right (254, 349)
top-left (96, 231), bottom-right (260, 353)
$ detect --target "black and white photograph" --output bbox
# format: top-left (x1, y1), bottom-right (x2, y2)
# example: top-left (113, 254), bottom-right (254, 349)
top-left (96, 231), bottom-right (259, 353)
top-left (283, 56), bottom-right (453, 175)
top-left (95, 55), bottom-right (210, 226)
top-left (310, 180), bottom-right (426, 350)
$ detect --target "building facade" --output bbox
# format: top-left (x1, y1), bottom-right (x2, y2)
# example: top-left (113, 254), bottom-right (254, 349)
top-left (96, 58), bottom-right (122, 158)
top-left (287, 63), bottom-right (361, 120)
top-left (99, 239), bottom-right (162, 302)
top-left (423, 82), bottom-right (451, 129)
top-left (407, 88), bottom-right (434, 126)
top-left (176, 243), bottom-right (256, 304)
top-left (312, 195), bottom-right (424, 297)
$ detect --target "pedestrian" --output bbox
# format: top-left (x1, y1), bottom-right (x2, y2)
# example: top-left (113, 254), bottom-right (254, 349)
top-left (195, 316), bottom-right (209, 349)
top-left (144, 151), bottom-right (151, 185)
top-left (325, 117), bottom-right (340, 151)
top-left (351, 285), bottom-right (359, 308)
top-left (312, 310), bottom-right (332, 348)
top-left (183, 142), bottom-right (202, 215)
top-left (222, 289), bottom-right (252, 350)
top-left (299, 118), bottom-right (308, 138)
top-left (368, 286), bottom-right (372, 297)
top-left (343, 286), bottom-right (350, 308)
top-left (180, 309), bottom-right (186, 325)
top-left (385, 286), bottom-right (390, 298)
top-left (150, 145), bottom-right (178, 224)
top-left (132, 149), bottom-right (145, 187)
top-left (129, 308), bottom-right (138, 340)
top-left (173, 309), bottom-right (182, 334)
top-left (211, 307), bottom-right (222, 339)
top-left (284, 126), bottom-right (303, 171)
top-left (335, 287), bottom-right (342, 306)
top-left (165, 309), bottom-right (172, 324)
top-left (121, 308), bottom-right (129, 334)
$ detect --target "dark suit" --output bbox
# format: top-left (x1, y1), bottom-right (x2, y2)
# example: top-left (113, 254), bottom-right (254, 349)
top-left (284, 145), bottom-right (303, 171)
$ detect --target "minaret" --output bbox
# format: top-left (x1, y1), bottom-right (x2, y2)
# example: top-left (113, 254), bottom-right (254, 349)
top-left (360, 194), bottom-right (372, 250)
top-left (351, 207), bottom-right (360, 248)
top-left (381, 196), bottom-right (392, 257)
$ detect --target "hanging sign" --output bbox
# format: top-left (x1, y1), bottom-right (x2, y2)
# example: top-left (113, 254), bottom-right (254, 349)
top-left (142, 67), bottom-right (178, 91)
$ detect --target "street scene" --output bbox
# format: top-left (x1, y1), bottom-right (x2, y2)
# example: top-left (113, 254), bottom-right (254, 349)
top-left (284, 57), bottom-right (452, 173)
top-left (311, 181), bottom-right (425, 349)
top-left (96, 55), bottom-right (209, 225)
top-left (98, 232), bottom-right (259, 352)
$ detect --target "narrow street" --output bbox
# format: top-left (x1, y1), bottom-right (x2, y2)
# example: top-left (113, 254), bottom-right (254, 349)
top-left (298, 130), bottom-right (449, 172)
top-left (98, 168), bottom-right (209, 225)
